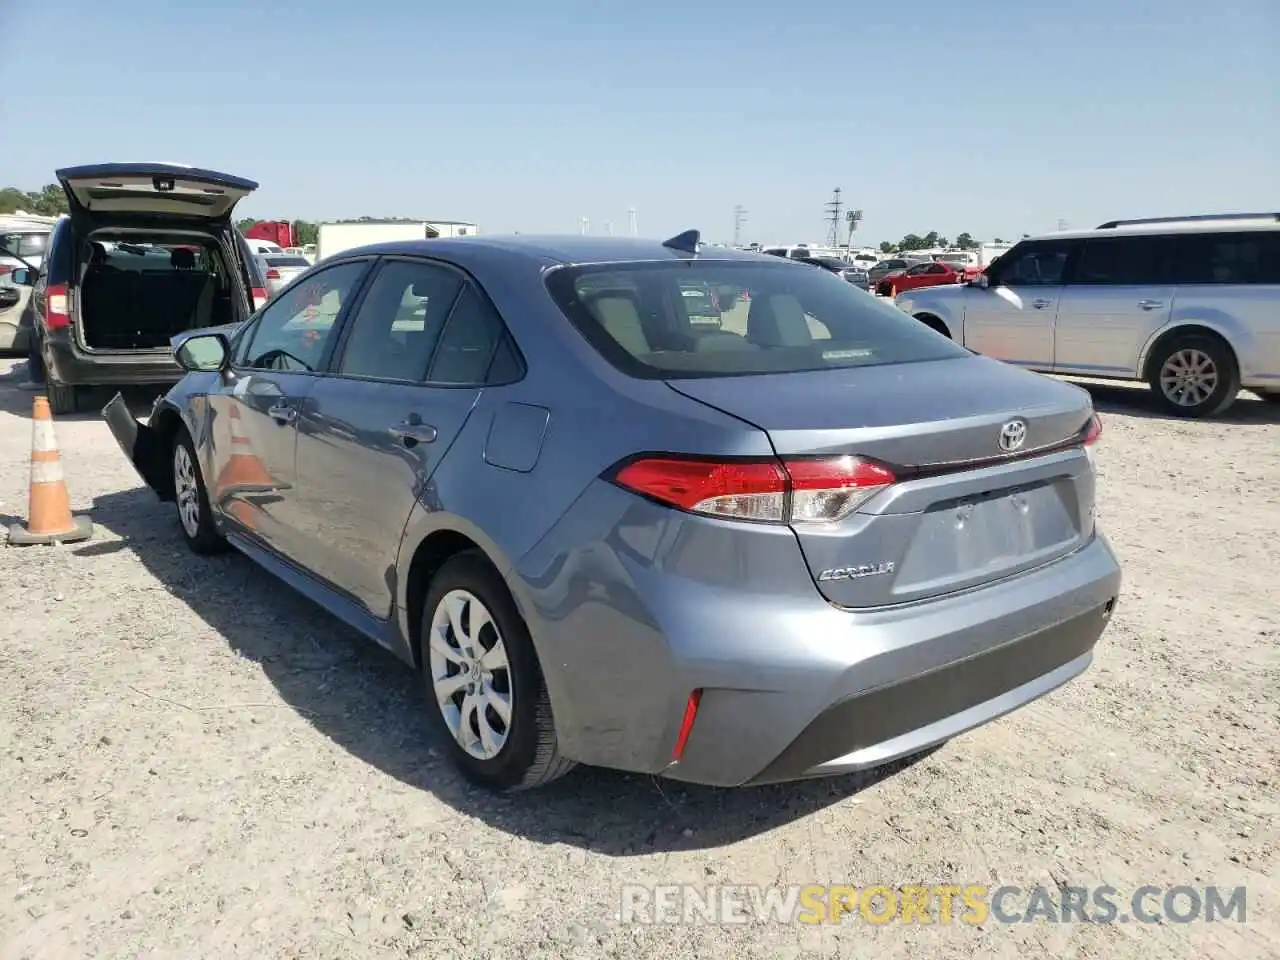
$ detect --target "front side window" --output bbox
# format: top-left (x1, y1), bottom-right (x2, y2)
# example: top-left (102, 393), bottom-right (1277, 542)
top-left (337, 259), bottom-right (462, 381)
top-left (993, 241), bottom-right (1075, 286)
top-left (545, 259), bottom-right (969, 379)
top-left (239, 260), bottom-right (368, 371)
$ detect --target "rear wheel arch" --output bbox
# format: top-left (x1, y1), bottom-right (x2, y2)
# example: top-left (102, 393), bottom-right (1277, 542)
top-left (913, 313), bottom-right (952, 338)
top-left (405, 530), bottom-right (504, 670)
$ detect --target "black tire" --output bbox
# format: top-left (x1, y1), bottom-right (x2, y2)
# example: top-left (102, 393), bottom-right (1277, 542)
top-left (45, 379), bottom-right (78, 415)
top-left (1146, 334), bottom-right (1240, 418)
top-left (172, 428), bottom-right (226, 554)
top-left (420, 551), bottom-right (574, 792)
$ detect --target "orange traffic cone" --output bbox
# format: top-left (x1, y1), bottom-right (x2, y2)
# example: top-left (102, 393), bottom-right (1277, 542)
top-left (211, 404), bottom-right (280, 497)
top-left (7, 396), bottom-right (93, 546)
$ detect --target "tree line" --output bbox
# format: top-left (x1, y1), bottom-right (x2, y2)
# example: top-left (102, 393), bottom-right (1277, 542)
top-left (876, 231), bottom-right (1005, 255)
top-left (0, 185), bottom-right (67, 217)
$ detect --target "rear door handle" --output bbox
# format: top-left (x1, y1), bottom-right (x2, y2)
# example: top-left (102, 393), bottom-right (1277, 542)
top-left (389, 420), bottom-right (437, 445)
top-left (267, 402), bottom-right (297, 425)
top-left (1031, 298), bottom-right (1053, 309)
top-left (1137, 299), bottom-right (1165, 310)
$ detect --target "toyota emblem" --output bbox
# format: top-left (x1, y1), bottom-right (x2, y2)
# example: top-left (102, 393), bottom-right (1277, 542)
top-left (998, 418), bottom-right (1028, 452)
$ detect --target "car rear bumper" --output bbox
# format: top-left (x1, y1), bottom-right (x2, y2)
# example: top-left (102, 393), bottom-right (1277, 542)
top-left (45, 337), bottom-right (184, 386)
top-left (514, 482), bottom-right (1122, 787)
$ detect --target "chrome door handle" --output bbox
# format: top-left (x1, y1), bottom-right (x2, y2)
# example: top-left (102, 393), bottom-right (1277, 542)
top-left (1031, 298), bottom-right (1052, 309)
top-left (389, 420), bottom-right (437, 445)
top-left (267, 403), bottom-right (297, 424)
top-left (1137, 299), bottom-right (1164, 310)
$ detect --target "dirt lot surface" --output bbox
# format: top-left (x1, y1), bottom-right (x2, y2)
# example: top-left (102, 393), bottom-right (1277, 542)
top-left (1, 358), bottom-right (1277, 960)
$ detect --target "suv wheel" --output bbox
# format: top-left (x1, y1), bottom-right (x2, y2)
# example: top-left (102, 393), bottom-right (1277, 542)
top-left (46, 380), bottom-right (78, 416)
top-left (1147, 335), bottom-right (1239, 418)
top-left (420, 551), bottom-right (574, 792)
top-left (172, 430), bottom-right (226, 554)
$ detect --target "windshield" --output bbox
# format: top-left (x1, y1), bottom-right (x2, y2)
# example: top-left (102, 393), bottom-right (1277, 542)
top-left (544, 260), bottom-right (968, 379)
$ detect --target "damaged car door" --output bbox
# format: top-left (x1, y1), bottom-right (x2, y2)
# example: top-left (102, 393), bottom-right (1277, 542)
top-left (207, 260), bottom-right (371, 562)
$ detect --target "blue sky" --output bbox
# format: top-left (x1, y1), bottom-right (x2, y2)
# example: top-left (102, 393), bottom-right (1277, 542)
top-left (2, 0), bottom-right (1276, 246)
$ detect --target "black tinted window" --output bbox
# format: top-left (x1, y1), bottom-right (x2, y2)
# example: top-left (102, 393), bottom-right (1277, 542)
top-left (240, 261), bottom-right (367, 371)
top-left (994, 241), bottom-right (1074, 286)
top-left (545, 260), bottom-right (969, 379)
top-left (266, 255), bottom-right (310, 268)
top-left (337, 260), bottom-right (461, 381)
top-left (427, 284), bottom-right (515, 384)
top-left (1173, 231), bottom-right (1280, 284)
top-left (1076, 236), bottom-right (1175, 285)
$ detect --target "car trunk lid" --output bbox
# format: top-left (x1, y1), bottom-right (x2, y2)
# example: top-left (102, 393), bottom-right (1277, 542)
top-left (666, 356), bottom-right (1098, 607)
top-left (57, 163), bottom-right (258, 222)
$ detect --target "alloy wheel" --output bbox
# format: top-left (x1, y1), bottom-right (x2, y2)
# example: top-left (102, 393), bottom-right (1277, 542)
top-left (428, 589), bottom-right (513, 760)
top-left (1159, 348), bottom-right (1218, 408)
top-left (173, 444), bottom-right (201, 538)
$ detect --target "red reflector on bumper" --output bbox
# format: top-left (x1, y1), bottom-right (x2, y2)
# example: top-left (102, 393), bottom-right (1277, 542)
top-left (671, 689), bottom-right (703, 761)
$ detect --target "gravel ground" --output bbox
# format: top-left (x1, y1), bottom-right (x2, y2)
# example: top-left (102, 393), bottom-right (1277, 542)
top-left (1, 358), bottom-right (1277, 960)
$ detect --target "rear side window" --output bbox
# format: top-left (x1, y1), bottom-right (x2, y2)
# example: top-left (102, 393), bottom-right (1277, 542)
top-left (1173, 231), bottom-right (1280, 284)
top-left (427, 284), bottom-right (518, 385)
top-left (1075, 235), bottom-right (1175, 285)
top-left (544, 260), bottom-right (969, 379)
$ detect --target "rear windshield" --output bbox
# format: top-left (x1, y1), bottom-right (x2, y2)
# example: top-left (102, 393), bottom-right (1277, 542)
top-left (265, 255), bottom-right (310, 268)
top-left (544, 260), bottom-right (968, 379)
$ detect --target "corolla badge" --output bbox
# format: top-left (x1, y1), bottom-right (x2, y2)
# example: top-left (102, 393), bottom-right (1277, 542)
top-left (817, 562), bottom-right (895, 582)
top-left (998, 418), bottom-right (1028, 452)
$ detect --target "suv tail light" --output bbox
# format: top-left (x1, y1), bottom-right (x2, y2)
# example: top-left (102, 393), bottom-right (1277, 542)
top-left (265, 268), bottom-right (281, 280)
top-left (251, 286), bottom-right (269, 310)
top-left (45, 284), bottom-right (71, 330)
top-left (611, 455), bottom-right (896, 524)
top-left (0, 265), bottom-right (11, 279)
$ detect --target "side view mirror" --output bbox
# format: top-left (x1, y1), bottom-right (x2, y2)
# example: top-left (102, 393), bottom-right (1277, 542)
top-left (175, 332), bottom-right (231, 373)
top-left (968, 274), bottom-right (990, 290)
top-left (9, 268), bottom-right (33, 287)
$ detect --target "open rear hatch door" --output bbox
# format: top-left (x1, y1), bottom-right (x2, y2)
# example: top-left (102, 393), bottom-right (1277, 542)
top-left (667, 355), bottom-right (1098, 608)
top-left (57, 163), bottom-right (258, 222)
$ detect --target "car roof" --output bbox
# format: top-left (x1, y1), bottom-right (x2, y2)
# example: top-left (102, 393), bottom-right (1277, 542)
top-left (328, 234), bottom-right (771, 267)
top-left (1027, 218), bottom-right (1280, 243)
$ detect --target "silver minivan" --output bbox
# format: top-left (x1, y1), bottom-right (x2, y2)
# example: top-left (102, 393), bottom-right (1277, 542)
top-left (894, 213), bottom-right (1280, 416)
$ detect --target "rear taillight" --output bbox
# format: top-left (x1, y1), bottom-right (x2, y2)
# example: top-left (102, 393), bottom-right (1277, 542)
top-left (611, 454), bottom-right (896, 524)
top-left (251, 287), bottom-right (269, 310)
top-left (45, 284), bottom-right (70, 330)
top-left (0, 265), bottom-right (11, 278)
top-left (265, 268), bottom-right (281, 280)
top-left (1083, 413), bottom-right (1102, 446)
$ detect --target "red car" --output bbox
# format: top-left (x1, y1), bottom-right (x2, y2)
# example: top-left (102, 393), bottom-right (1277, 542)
top-left (875, 260), bottom-right (973, 297)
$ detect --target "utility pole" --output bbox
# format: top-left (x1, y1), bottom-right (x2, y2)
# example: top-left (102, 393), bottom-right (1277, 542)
top-left (825, 188), bottom-right (843, 248)
top-left (604, 221), bottom-right (613, 237)
top-left (627, 207), bottom-right (638, 237)
top-left (733, 205), bottom-right (748, 247)
top-left (580, 217), bottom-right (589, 235)
top-left (1056, 218), bottom-right (1068, 232)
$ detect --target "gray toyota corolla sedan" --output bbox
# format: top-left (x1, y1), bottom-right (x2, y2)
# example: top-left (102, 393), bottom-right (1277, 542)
top-left (104, 230), bottom-right (1121, 792)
